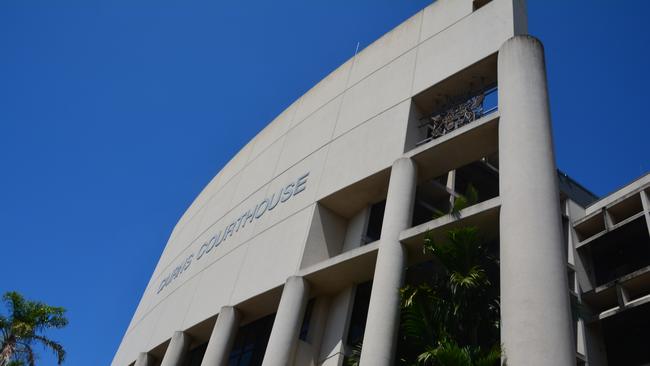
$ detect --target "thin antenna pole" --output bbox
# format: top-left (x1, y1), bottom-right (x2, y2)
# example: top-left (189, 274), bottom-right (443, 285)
top-left (354, 41), bottom-right (360, 57)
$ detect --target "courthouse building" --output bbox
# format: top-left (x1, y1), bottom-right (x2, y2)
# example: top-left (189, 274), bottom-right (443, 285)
top-left (112, 0), bottom-right (650, 365)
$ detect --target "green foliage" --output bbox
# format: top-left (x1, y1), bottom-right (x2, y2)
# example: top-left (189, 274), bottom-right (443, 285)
top-left (345, 227), bottom-right (500, 366)
top-left (432, 184), bottom-right (480, 219)
top-left (345, 342), bottom-right (363, 366)
top-left (0, 291), bottom-right (68, 366)
top-left (450, 184), bottom-right (479, 218)
top-left (415, 341), bottom-right (501, 366)
top-left (398, 227), bottom-right (501, 366)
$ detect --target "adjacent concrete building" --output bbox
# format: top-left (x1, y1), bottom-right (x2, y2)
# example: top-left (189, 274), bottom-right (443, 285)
top-left (113, 1), bottom-right (650, 365)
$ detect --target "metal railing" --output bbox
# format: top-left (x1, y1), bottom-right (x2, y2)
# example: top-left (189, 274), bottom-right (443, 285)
top-left (416, 86), bottom-right (497, 146)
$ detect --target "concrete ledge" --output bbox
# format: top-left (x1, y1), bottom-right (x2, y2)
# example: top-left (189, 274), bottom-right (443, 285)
top-left (405, 112), bottom-right (499, 183)
top-left (297, 241), bottom-right (380, 295)
top-left (399, 197), bottom-right (501, 264)
top-left (576, 211), bottom-right (646, 249)
top-left (598, 294), bottom-right (650, 321)
top-left (585, 173), bottom-right (650, 214)
top-left (583, 265), bottom-right (650, 319)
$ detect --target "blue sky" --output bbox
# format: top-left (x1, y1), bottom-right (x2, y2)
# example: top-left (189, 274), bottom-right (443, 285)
top-left (0, 1), bottom-right (648, 365)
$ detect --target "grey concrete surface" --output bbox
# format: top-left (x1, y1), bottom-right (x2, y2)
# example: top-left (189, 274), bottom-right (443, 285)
top-left (498, 35), bottom-right (575, 366)
top-left (359, 158), bottom-right (417, 366)
top-left (160, 331), bottom-right (190, 366)
top-left (262, 276), bottom-right (310, 366)
top-left (200, 306), bottom-right (240, 366)
top-left (134, 353), bottom-right (154, 366)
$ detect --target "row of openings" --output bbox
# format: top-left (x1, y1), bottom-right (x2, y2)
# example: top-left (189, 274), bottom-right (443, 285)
top-left (302, 156), bottom-right (500, 269)
top-left (176, 289), bottom-right (364, 366)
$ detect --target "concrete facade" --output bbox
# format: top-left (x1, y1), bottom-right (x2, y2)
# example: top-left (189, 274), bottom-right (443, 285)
top-left (113, 1), bottom-right (650, 365)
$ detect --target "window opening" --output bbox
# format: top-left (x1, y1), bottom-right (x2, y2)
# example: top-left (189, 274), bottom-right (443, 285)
top-left (228, 313), bottom-right (275, 366)
top-left (185, 343), bottom-right (207, 366)
top-left (364, 201), bottom-right (386, 244)
top-left (346, 281), bottom-right (373, 346)
top-left (299, 299), bottom-right (315, 342)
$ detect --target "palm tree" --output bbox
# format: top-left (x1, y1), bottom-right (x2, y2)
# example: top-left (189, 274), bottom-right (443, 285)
top-left (430, 183), bottom-right (479, 220)
top-left (346, 227), bottom-right (500, 366)
top-left (0, 291), bottom-right (68, 366)
top-left (398, 227), bottom-right (501, 365)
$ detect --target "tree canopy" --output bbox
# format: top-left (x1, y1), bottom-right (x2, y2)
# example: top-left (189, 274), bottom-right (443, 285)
top-left (0, 291), bottom-right (68, 366)
top-left (397, 227), bottom-right (501, 365)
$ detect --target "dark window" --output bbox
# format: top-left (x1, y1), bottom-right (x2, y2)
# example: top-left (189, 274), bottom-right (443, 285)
top-left (347, 281), bottom-right (373, 346)
top-left (184, 343), bottom-right (207, 366)
top-left (299, 299), bottom-right (315, 342)
top-left (411, 174), bottom-right (452, 226)
top-left (602, 301), bottom-right (650, 365)
top-left (412, 199), bottom-right (435, 226)
top-left (228, 313), bottom-right (275, 366)
top-left (365, 201), bottom-right (385, 243)
top-left (591, 217), bottom-right (650, 286)
top-left (454, 161), bottom-right (499, 204)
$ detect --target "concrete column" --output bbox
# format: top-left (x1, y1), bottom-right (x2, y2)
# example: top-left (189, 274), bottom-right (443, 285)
top-left (134, 352), bottom-right (154, 366)
top-left (498, 35), bottom-right (575, 366)
top-left (318, 287), bottom-right (355, 366)
top-left (262, 276), bottom-right (310, 366)
top-left (201, 306), bottom-right (240, 366)
top-left (359, 158), bottom-right (417, 366)
top-left (160, 331), bottom-right (191, 366)
top-left (640, 190), bottom-right (650, 237)
top-left (306, 297), bottom-right (330, 360)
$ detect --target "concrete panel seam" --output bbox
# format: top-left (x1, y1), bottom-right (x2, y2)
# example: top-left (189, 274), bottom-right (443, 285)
top-left (226, 239), bottom-right (252, 305)
top-left (156, 96), bottom-right (414, 277)
top-left (249, 96), bottom-right (303, 162)
top-left (165, 1), bottom-right (482, 259)
top-left (408, 10), bottom-right (425, 96)
top-left (179, 269), bottom-right (205, 330)
top-left (129, 204), bottom-right (315, 332)
top-left (158, 5), bottom-right (488, 270)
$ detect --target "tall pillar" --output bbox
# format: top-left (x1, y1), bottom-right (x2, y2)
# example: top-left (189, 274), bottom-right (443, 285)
top-left (262, 276), bottom-right (310, 366)
top-left (201, 306), bottom-right (241, 366)
top-left (359, 158), bottom-right (417, 366)
top-left (160, 331), bottom-right (191, 366)
top-left (498, 35), bottom-right (575, 366)
top-left (134, 352), bottom-right (154, 366)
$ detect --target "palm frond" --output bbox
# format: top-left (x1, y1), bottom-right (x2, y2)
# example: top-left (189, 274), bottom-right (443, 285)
top-left (474, 345), bottom-right (501, 366)
top-left (417, 340), bottom-right (472, 366)
top-left (399, 225), bottom-right (501, 366)
top-left (0, 291), bottom-right (68, 366)
top-left (345, 341), bottom-right (363, 366)
top-left (31, 335), bottom-right (65, 365)
top-left (450, 184), bottom-right (479, 218)
top-left (11, 343), bottom-right (36, 366)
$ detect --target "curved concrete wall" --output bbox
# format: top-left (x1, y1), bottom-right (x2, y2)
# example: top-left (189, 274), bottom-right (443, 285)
top-left (113, 1), bottom-right (523, 364)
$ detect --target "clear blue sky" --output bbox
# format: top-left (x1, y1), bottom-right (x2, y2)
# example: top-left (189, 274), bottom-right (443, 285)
top-left (0, 1), bottom-right (648, 365)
